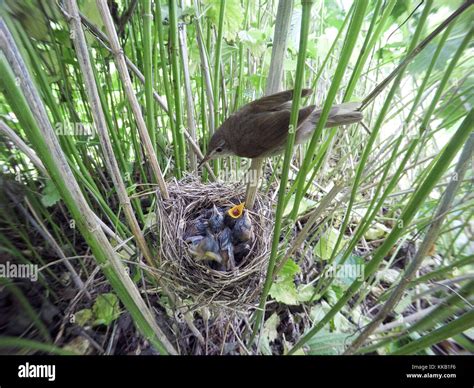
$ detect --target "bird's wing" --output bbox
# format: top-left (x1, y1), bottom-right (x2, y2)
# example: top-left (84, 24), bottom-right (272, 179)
top-left (246, 88), bottom-right (313, 113)
top-left (229, 105), bottom-right (315, 158)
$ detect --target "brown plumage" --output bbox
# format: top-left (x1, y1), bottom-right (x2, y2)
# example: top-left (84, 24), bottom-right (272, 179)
top-left (199, 88), bottom-right (363, 166)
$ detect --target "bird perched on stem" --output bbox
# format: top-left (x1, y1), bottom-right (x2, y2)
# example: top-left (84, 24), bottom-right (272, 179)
top-left (198, 88), bottom-right (362, 166)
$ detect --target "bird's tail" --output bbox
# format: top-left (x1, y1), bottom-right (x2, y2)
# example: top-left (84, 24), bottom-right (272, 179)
top-left (317, 102), bottom-right (363, 128)
top-left (296, 102), bottom-right (363, 144)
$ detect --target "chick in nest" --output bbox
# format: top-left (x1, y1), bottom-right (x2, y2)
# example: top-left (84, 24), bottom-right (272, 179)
top-left (208, 204), bottom-right (225, 234)
top-left (184, 217), bottom-right (209, 242)
top-left (232, 210), bottom-right (254, 244)
top-left (218, 227), bottom-right (235, 271)
top-left (188, 235), bottom-right (223, 264)
top-left (234, 242), bottom-right (252, 263)
top-left (224, 202), bottom-right (245, 228)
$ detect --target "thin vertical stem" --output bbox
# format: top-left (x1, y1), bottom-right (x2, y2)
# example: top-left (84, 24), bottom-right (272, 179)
top-left (66, 0), bottom-right (156, 268)
top-left (289, 109), bottom-right (474, 354)
top-left (212, 0), bottom-right (226, 174)
top-left (96, 0), bottom-right (169, 199)
top-left (143, 0), bottom-right (156, 148)
top-left (0, 17), bottom-right (176, 354)
top-left (290, 0), bottom-right (368, 220)
top-left (345, 133), bottom-right (474, 354)
top-left (245, 0), bottom-right (294, 210)
top-left (251, 0), bottom-right (314, 343)
top-left (179, 19), bottom-right (198, 170)
top-left (169, 0), bottom-right (186, 177)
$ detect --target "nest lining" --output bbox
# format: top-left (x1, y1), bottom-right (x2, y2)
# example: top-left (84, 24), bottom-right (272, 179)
top-left (155, 176), bottom-right (272, 311)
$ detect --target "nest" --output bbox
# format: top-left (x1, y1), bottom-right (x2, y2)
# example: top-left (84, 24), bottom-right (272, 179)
top-left (155, 175), bottom-right (272, 312)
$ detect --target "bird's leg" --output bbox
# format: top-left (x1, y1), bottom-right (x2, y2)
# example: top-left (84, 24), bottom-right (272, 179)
top-left (245, 157), bottom-right (264, 209)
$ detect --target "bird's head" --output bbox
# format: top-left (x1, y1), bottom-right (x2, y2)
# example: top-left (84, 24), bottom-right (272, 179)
top-left (198, 132), bottom-right (232, 168)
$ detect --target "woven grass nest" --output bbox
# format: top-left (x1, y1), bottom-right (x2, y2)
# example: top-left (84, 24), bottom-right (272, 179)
top-left (155, 175), bottom-right (272, 311)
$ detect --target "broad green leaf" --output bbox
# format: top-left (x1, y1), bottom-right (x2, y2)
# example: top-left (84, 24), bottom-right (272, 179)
top-left (314, 227), bottom-right (345, 261)
top-left (296, 284), bottom-right (318, 303)
top-left (270, 260), bottom-right (316, 305)
top-left (279, 258), bottom-right (301, 279)
top-left (74, 309), bottom-right (92, 327)
top-left (269, 279), bottom-right (300, 305)
top-left (259, 313), bottom-right (280, 355)
top-left (364, 222), bottom-right (391, 240)
top-left (310, 300), bottom-right (353, 333)
top-left (41, 180), bottom-right (61, 208)
top-left (283, 195), bottom-right (316, 217)
top-left (332, 254), bottom-right (365, 287)
top-left (238, 28), bottom-right (268, 57)
top-left (203, 0), bottom-right (243, 39)
top-left (305, 332), bottom-right (350, 355)
top-left (92, 293), bottom-right (121, 327)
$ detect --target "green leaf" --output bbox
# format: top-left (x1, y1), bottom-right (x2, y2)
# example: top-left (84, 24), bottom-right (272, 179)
top-left (74, 309), bottom-right (92, 327)
top-left (269, 278), bottom-right (300, 305)
top-left (296, 283), bottom-right (318, 303)
top-left (238, 28), bottom-right (268, 56)
top-left (364, 222), bottom-right (391, 240)
top-left (305, 332), bottom-right (350, 355)
top-left (314, 227), bottom-right (345, 261)
top-left (269, 259), bottom-right (300, 305)
top-left (310, 300), bottom-right (353, 333)
top-left (92, 293), bottom-right (121, 327)
top-left (279, 258), bottom-right (301, 279)
top-left (79, 0), bottom-right (104, 30)
top-left (259, 313), bottom-right (280, 355)
top-left (203, 0), bottom-right (243, 39)
top-left (283, 195), bottom-right (316, 217)
top-left (41, 180), bottom-right (61, 207)
top-left (270, 260), bottom-right (318, 305)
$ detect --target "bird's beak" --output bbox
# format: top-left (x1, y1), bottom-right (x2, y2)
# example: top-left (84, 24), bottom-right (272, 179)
top-left (228, 202), bottom-right (245, 218)
top-left (198, 153), bottom-right (211, 169)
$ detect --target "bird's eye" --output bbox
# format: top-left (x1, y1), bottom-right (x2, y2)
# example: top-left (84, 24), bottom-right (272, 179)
top-left (215, 147), bottom-right (223, 153)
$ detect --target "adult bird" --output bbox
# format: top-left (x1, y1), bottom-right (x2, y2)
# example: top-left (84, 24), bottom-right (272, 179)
top-left (198, 89), bottom-right (362, 166)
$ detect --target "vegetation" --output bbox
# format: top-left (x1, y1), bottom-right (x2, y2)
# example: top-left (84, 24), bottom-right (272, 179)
top-left (0, 0), bottom-right (472, 355)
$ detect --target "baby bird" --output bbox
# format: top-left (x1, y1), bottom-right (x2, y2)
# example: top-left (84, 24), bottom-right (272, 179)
top-left (184, 217), bottom-right (209, 242)
top-left (208, 204), bottom-right (224, 234)
top-left (189, 235), bottom-right (223, 264)
top-left (232, 210), bottom-right (254, 244)
top-left (234, 242), bottom-right (252, 263)
top-left (224, 202), bottom-right (245, 229)
top-left (218, 227), bottom-right (235, 271)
